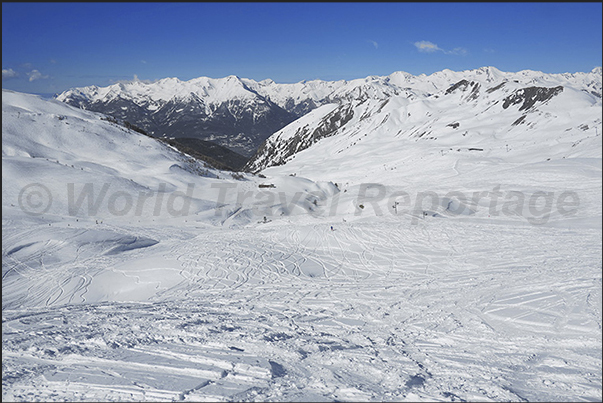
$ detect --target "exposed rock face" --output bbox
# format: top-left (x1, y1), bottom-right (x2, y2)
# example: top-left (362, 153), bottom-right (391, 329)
top-left (446, 80), bottom-right (471, 94)
top-left (445, 80), bottom-right (481, 101)
top-left (486, 82), bottom-right (506, 93)
top-left (245, 104), bottom-right (355, 172)
top-left (502, 86), bottom-right (564, 111)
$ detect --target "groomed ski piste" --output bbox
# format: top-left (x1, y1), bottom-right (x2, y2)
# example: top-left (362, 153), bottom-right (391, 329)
top-left (2, 69), bottom-right (602, 403)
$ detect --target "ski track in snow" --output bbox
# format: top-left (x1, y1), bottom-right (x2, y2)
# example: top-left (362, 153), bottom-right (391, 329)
top-left (3, 217), bottom-right (601, 402)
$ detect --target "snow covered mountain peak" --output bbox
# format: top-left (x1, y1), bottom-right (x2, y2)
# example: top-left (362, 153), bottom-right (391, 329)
top-left (385, 70), bottom-right (414, 84)
top-left (472, 65), bottom-right (504, 82)
top-left (56, 66), bottom-right (601, 106)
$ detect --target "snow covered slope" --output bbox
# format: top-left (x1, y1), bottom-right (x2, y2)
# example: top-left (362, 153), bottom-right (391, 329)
top-left (2, 89), bottom-right (333, 307)
top-left (2, 89), bottom-right (228, 221)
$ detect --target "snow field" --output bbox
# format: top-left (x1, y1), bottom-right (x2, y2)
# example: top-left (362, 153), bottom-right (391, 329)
top-left (3, 217), bottom-right (601, 401)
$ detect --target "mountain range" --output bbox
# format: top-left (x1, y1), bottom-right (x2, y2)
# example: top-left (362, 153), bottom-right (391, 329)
top-left (248, 66), bottom-right (602, 174)
top-left (56, 66), bottom-right (602, 170)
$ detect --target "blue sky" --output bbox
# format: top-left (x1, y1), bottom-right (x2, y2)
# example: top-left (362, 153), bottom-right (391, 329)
top-left (2, 2), bottom-right (602, 95)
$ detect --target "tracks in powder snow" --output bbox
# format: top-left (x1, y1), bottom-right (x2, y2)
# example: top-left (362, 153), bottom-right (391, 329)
top-left (2, 218), bottom-right (602, 401)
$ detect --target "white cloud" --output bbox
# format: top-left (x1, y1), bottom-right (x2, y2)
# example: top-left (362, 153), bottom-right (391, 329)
top-left (27, 69), bottom-right (49, 82)
top-left (414, 41), bottom-right (442, 53)
top-left (124, 74), bottom-right (153, 84)
top-left (414, 41), bottom-right (467, 56)
top-left (368, 40), bottom-right (379, 49)
top-left (448, 47), bottom-right (468, 56)
top-left (2, 68), bottom-right (18, 80)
